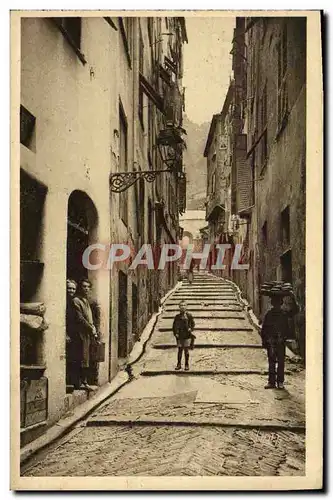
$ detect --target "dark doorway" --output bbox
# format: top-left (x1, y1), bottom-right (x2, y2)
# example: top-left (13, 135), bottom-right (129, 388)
top-left (20, 170), bottom-right (47, 302)
top-left (118, 271), bottom-right (128, 359)
top-left (132, 283), bottom-right (138, 342)
top-left (281, 250), bottom-right (293, 283)
top-left (66, 192), bottom-right (90, 283)
top-left (66, 190), bottom-right (98, 389)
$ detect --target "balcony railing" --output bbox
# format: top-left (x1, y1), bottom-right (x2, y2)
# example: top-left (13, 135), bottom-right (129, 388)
top-left (206, 189), bottom-right (226, 221)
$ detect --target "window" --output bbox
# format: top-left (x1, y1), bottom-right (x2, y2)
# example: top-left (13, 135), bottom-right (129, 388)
top-left (138, 178), bottom-right (145, 239)
top-left (262, 221), bottom-right (268, 246)
top-left (250, 46), bottom-right (256, 115)
top-left (260, 130), bottom-right (268, 171)
top-left (277, 23), bottom-right (288, 134)
top-left (280, 205), bottom-right (290, 248)
top-left (262, 17), bottom-right (268, 41)
top-left (138, 27), bottom-right (145, 128)
top-left (260, 83), bottom-right (268, 170)
top-left (104, 17), bottom-right (118, 31)
top-left (53, 17), bottom-right (86, 64)
top-left (211, 172), bottom-right (216, 194)
top-left (119, 17), bottom-right (133, 68)
top-left (118, 271), bottom-right (128, 358)
top-left (119, 104), bottom-right (128, 226)
top-left (20, 105), bottom-right (36, 150)
top-left (251, 152), bottom-right (255, 205)
top-left (280, 249), bottom-right (292, 283)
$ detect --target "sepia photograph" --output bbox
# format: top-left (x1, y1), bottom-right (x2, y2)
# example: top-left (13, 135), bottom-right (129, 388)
top-left (11, 9), bottom-right (323, 490)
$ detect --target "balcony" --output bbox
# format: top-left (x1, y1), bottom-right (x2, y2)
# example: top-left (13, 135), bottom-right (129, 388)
top-left (163, 81), bottom-right (184, 127)
top-left (177, 172), bottom-right (186, 215)
top-left (206, 189), bottom-right (226, 222)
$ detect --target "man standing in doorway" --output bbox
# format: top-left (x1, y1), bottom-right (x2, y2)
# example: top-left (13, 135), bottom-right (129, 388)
top-left (66, 279), bottom-right (81, 390)
top-left (73, 279), bottom-right (98, 391)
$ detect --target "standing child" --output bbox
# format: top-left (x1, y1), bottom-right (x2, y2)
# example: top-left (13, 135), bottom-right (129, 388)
top-left (261, 292), bottom-right (299, 389)
top-left (172, 300), bottom-right (195, 371)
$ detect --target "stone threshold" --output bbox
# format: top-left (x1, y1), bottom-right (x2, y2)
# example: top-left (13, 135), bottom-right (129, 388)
top-left (171, 293), bottom-right (237, 297)
top-left (165, 301), bottom-right (241, 305)
top-left (161, 315), bottom-right (246, 320)
top-left (152, 343), bottom-right (263, 349)
top-left (140, 369), bottom-right (291, 376)
top-left (164, 303), bottom-right (244, 312)
top-left (158, 327), bottom-right (253, 332)
top-left (85, 415), bottom-right (305, 432)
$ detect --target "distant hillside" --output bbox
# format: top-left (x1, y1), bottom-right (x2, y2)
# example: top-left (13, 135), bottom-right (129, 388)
top-left (182, 115), bottom-right (210, 210)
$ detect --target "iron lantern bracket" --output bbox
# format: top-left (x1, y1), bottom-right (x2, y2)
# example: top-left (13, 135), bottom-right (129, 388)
top-left (110, 169), bottom-right (172, 193)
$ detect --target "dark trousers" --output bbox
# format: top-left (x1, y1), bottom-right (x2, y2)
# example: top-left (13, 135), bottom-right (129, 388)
top-left (66, 360), bottom-right (81, 389)
top-left (267, 343), bottom-right (285, 384)
top-left (177, 347), bottom-right (189, 366)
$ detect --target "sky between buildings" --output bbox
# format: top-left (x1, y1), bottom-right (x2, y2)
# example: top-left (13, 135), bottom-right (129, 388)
top-left (182, 17), bottom-right (235, 125)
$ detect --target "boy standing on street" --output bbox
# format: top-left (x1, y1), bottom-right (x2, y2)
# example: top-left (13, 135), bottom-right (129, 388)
top-left (261, 292), bottom-right (299, 389)
top-left (172, 300), bottom-right (195, 371)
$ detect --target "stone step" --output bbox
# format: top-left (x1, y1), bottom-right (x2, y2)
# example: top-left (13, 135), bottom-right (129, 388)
top-left (167, 296), bottom-right (239, 301)
top-left (172, 295), bottom-right (237, 299)
top-left (153, 343), bottom-right (264, 349)
top-left (158, 326), bottom-right (253, 332)
top-left (164, 306), bottom-right (243, 312)
top-left (141, 369), bottom-right (292, 376)
top-left (166, 301), bottom-right (240, 306)
top-left (179, 288), bottom-right (236, 292)
top-left (172, 288), bottom-right (237, 297)
top-left (158, 319), bottom-right (248, 329)
top-left (161, 312), bottom-right (245, 319)
top-left (86, 415), bottom-right (305, 432)
top-left (153, 330), bottom-right (260, 345)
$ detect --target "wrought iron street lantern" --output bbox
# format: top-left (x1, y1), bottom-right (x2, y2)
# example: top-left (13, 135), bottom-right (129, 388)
top-left (110, 122), bottom-right (186, 193)
top-left (156, 122), bottom-right (186, 169)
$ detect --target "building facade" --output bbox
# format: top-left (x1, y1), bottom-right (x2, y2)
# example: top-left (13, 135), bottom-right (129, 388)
top-left (20, 15), bottom-right (187, 445)
top-left (204, 16), bottom-right (306, 358)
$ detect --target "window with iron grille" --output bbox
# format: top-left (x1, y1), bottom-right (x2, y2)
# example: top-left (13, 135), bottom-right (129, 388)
top-left (119, 104), bottom-right (128, 226)
top-left (20, 105), bottom-right (36, 150)
top-left (277, 23), bottom-right (288, 135)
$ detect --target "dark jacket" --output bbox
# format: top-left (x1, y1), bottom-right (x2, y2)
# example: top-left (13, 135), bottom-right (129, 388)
top-left (172, 312), bottom-right (195, 340)
top-left (66, 297), bottom-right (84, 362)
top-left (261, 300), bottom-right (299, 346)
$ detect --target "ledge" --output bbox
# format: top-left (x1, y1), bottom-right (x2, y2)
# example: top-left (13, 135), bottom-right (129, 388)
top-left (86, 415), bottom-right (305, 432)
top-left (141, 369), bottom-right (292, 376)
top-left (20, 421), bottom-right (47, 435)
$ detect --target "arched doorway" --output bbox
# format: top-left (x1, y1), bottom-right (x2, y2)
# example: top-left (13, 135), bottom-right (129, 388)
top-left (66, 190), bottom-right (99, 389)
top-left (181, 231), bottom-right (193, 248)
top-left (66, 190), bottom-right (98, 284)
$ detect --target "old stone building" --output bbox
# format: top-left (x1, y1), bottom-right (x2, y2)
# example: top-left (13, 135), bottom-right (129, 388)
top-left (204, 16), bottom-right (306, 358)
top-left (203, 84), bottom-right (235, 278)
top-left (20, 15), bottom-right (187, 444)
top-left (238, 16), bottom-right (306, 359)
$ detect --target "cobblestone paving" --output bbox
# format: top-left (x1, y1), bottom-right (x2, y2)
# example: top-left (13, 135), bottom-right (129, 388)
top-left (162, 310), bottom-right (246, 319)
top-left (22, 273), bottom-right (305, 477)
top-left (92, 373), bottom-right (305, 427)
top-left (152, 329), bottom-right (262, 345)
top-left (23, 426), bottom-right (305, 476)
top-left (141, 346), bottom-right (268, 371)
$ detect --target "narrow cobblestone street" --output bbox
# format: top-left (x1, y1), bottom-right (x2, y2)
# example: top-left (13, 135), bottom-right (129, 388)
top-left (22, 273), bottom-right (305, 477)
